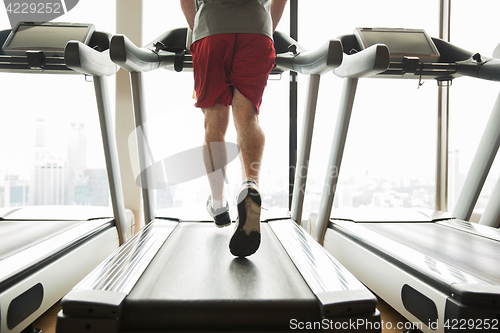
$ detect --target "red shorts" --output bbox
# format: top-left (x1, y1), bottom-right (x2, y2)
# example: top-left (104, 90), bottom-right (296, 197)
top-left (190, 33), bottom-right (275, 114)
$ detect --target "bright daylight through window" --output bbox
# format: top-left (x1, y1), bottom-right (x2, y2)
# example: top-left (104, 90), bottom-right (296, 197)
top-left (0, 0), bottom-right (499, 223)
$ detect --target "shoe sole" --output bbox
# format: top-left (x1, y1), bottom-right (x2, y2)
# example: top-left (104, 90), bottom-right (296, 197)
top-left (229, 188), bottom-right (261, 257)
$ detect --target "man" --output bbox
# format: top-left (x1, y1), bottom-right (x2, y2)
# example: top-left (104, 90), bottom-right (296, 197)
top-left (180, 0), bottom-right (287, 257)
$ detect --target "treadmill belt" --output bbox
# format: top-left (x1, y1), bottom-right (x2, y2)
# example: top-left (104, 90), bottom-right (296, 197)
top-left (122, 222), bottom-right (320, 331)
top-left (0, 221), bottom-right (85, 260)
top-left (361, 222), bottom-right (500, 285)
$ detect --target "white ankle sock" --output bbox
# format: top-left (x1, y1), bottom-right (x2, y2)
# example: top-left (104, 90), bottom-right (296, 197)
top-left (212, 198), bottom-right (225, 210)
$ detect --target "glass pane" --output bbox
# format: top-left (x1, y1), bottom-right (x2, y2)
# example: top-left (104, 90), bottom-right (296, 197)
top-left (142, 1), bottom-right (290, 212)
top-left (448, 1), bottom-right (500, 217)
top-left (298, 0), bottom-right (439, 218)
top-left (0, 0), bottom-right (116, 208)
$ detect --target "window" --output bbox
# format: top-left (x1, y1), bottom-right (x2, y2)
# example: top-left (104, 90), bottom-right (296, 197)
top-left (142, 1), bottom-right (291, 212)
top-left (0, 0), bottom-right (116, 208)
top-left (4, 1), bottom-right (498, 221)
top-left (448, 1), bottom-right (500, 217)
top-left (299, 0), bottom-right (439, 218)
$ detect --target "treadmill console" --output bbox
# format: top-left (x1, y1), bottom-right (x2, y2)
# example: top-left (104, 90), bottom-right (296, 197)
top-left (354, 27), bottom-right (440, 63)
top-left (2, 21), bottom-right (95, 57)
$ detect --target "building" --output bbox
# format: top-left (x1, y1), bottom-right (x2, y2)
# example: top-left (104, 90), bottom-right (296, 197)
top-left (3, 174), bottom-right (29, 207)
top-left (30, 119), bottom-right (67, 206)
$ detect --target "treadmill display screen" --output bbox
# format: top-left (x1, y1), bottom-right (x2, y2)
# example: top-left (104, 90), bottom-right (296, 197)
top-left (2, 22), bottom-right (95, 57)
top-left (354, 28), bottom-right (440, 62)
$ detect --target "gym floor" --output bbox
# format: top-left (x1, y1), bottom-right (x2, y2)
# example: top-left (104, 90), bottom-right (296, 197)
top-left (33, 297), bottom-right (412, 333)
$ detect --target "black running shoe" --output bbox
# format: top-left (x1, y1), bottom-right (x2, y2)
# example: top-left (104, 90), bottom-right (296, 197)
top-left (229, 179), bottom-right (261, 257)
top-left (206, 196), bottom-right (231, 228)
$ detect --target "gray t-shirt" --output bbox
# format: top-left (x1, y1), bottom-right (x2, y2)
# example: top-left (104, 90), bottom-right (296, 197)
top-left (192, 0), bottom-right (273, 42)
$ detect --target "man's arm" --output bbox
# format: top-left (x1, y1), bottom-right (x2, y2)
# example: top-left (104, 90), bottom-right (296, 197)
top-left (180, 0), bottom-right (197, 31)
top-left (270, 0), bottom-right (288, 32)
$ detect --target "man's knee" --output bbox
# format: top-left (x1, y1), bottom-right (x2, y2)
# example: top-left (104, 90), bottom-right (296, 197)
top-left (232, 102), bottom-right (259, 131)
top-left (203, 105), bottom-right (230, 140)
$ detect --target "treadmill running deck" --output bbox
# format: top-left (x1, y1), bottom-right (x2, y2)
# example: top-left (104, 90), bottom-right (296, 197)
top-left (121, 222), bottom-right (320, 331)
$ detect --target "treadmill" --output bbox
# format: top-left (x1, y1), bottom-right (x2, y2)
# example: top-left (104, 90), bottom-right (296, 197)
top-left (56, 28), bottom-right (386, 332)
top-left (0, 22), bottom-right (131, 333)
top-left (311, 27), bottom-right (500, 333)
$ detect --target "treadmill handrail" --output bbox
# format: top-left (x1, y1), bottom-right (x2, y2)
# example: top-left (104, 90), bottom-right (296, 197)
top-left (110, 34), bottom-right (177, 73)
top-left (110, 29), bottom-right (343, 76)
top-left (275, 39), bottom-right (343, 75)
top-left (333, 43), bottom-right (390, 78)
top-left (64, 41), bottom-right (118, 77)
top-left (477, 58), bottom-right (500, 82)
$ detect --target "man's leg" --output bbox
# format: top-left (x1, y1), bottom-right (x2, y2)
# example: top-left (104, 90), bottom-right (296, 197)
top-left (229, 88), bottom-right (264, 257)
top-left (232, 89), bottom-right (265, 183)
top-left (203, 104), bottom-right (231, 227)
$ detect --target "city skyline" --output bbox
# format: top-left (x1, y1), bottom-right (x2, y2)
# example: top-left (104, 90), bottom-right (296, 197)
top-left (1, 118), bottom-right (109, 207)
top-left (2, 112), bottom-right (500, 213)
top-left (1, 0), bottom-right (499, 213)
